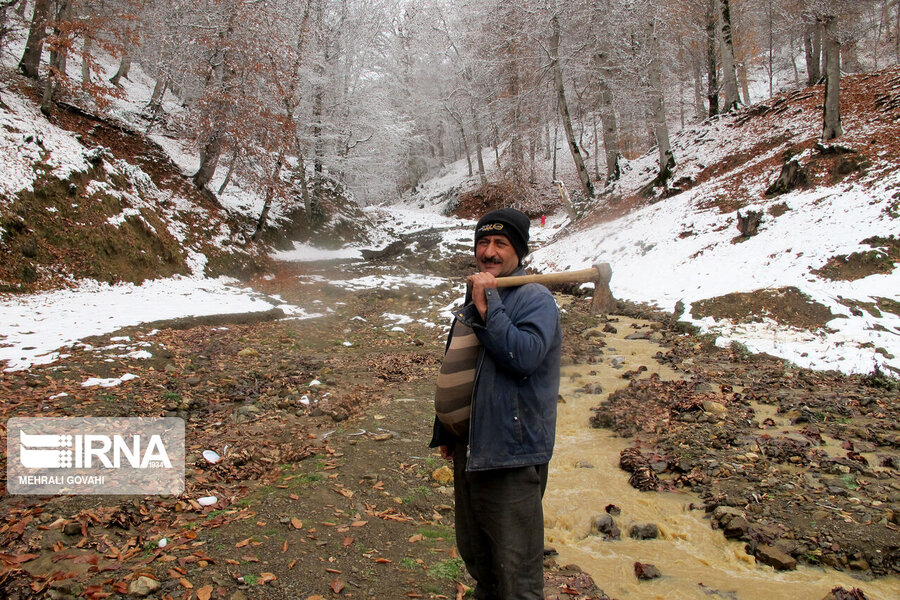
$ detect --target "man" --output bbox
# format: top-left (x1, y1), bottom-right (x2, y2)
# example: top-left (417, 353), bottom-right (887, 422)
top-left (430, 207), bottom-right (562, 600)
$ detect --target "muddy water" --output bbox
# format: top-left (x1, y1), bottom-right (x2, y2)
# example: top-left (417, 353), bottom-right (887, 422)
top-left (543, 315), bottom-right (899, 600)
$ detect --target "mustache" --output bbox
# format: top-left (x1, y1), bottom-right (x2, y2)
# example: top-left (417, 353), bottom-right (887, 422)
top-left (479, 256), bottom-right (504, 265)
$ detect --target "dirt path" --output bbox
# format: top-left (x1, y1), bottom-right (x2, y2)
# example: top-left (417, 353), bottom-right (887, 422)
top-left (1, 268), bottom-right (898, 600)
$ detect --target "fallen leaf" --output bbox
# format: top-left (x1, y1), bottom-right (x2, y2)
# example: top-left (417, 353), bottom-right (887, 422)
top-left (288, 559), bottom-right (297, 569)
top-left (325, 568), bottom-right (342, 574)
top-left (235, 538), bottom-right (252, 548)
top-left (334, 486), bottom-right (354, 498)
top-left (225, 559), bottom-right (240, 565)
top-left (408, 534), bottom-right (423, 543)
top-left (350, 520), bottom-right (367, 527)
top-left (290, 494), bottom-right (299, 500)
top-left (455, 582), bottom-right (470, 600)
top-left (178, 577), bottom-right (193, 589)
top-left (282, 541), bottom-right (288, 553)
top-left (449, 546), bottom-right (458, 559)
top-left (196, 585), bottom-right (213, 600)
top-left (342, 537), bottom-right (354, 547)
top-left (291, 518), bottom-right (304, 530)
top-left (259, 572), bottom-right (277, 584)
top-left (375, 558), bottom-right (392, 563)
top-left (330, 579), bottom-right (345, 593)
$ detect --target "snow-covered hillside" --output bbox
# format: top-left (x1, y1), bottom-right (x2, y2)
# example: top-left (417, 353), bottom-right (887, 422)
top-left (400, 68), bottom-right (900, 377)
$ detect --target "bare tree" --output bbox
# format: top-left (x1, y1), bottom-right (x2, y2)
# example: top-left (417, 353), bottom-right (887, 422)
top-left (549, 9), bottom-right (594, 199)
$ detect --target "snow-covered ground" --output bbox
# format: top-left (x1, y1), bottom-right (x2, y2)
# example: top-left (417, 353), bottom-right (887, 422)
top-left (0, 276), bottom-right (311, 372)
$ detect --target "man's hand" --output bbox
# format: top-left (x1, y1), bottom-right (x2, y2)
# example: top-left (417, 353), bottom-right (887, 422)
top-left (440, 445), bottom-right (455, 460)
top-left (467, 272), bottom-right (497, 321)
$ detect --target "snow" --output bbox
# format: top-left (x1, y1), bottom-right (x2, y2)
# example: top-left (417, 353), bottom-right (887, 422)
top-left (0, 277), bottom-right (298, 372)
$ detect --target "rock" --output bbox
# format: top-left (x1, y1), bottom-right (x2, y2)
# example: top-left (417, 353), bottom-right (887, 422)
top-left (610, 356), bottom-right (626, 369)
top-left (634, 562), bottom-right (662, 580)
top-left (821, 586), bottom-right (869, 600)
top-left (63, 522), bottom-right (82, 536)
top-left (702, 400), bottom-right (727, 417)
top-left (605, 504), bottom-right (621, 516)
top-left (575, 461), bottom-right (595, 468)
top-left (603, 324), bottom-right (617, 334)
top-left (432, 466), bottom-right (453, 484)
top-left (755, 544), bottom-right (797, 570)
top-left (629, 523), bottom-right (659, 540)
top-left (624, 331), bottom-right (649, 340)
top-left (722, 516), bottom-right (751, 539)
top-left (590, 514), bottom-right (619, 539)
top-left (128, 576), bottom-right (161, 596)
top-left (233, 404), bottom-right (260, 423)
top-left (628, 467), bottom-right (659, 491)
top-left (712, 505), bottom-right (743, 523)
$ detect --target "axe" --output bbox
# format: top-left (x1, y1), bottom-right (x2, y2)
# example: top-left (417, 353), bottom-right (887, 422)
top-left (470, 262), bottom-right (615, 314)
top-left (494, 262), bottom-right (611, 289)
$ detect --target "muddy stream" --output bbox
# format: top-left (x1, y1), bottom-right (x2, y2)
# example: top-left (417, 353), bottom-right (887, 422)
top-left (543, 315), bottom-right (898, 600)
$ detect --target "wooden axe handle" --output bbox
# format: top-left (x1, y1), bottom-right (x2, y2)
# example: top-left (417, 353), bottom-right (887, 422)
top-left (494, 267), bottom-right (599, 288)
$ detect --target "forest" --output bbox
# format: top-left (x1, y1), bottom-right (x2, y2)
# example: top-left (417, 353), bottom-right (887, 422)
top-left (4, 0), bottom-right (899, 216)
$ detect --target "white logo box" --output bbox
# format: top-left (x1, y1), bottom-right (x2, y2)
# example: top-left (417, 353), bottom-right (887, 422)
top-left (7, 417), bottom-right (184, 495)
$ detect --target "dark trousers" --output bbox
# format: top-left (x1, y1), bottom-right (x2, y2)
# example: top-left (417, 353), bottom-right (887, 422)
top-left (453, 442), bottom-right (548, 600)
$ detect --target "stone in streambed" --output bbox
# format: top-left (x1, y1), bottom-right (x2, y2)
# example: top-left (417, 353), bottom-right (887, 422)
top-left (634, 562), bottom-right (661, 580)
top-left (755, 544), bottom-right (797, 570)
top-left (629, 523), bottom-right (659, 540)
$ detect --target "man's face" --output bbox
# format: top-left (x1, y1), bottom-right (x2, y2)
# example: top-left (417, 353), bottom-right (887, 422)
top-left (475, 234), bottom-right (519, 277)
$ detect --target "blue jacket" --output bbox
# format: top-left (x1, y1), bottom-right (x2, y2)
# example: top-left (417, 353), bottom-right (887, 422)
top-left (430, 273), bottom-right (561, 471)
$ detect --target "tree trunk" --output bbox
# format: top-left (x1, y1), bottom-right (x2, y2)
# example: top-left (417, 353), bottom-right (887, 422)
top-left (148, 76), bottom-right (168, 112)
top-left (463, 133), bottom-right (472, 177)
top-left (718, 0), bottom-right (741, 111)
top-left (109, 53), bottom-right (131, 86)
top-left (81, 34), bottom-right (92, 89)
top-left (471, 106), bottom-right (486, 184)
top-left (252, 153), bottom-right (285, 242)
top-left (647, 24), bottom-right (674, 184)
top-left (296, 153), bottom-right (312, 216)
top-left (592, 113), bottom-right (600, 180)
top-left (693, 55), bottom-right (705, 120)
top-left (598, 78), bottom-right (620, 184)
top-left (544, 122), bottom-right (552, 160)
top-left (804, 22), bottom-right (822, 85)
top-left (40, 0), bottom-right (71, 113)
top-left (551, 13), bottom-right (594, 199)
top-left (218, 145), bottom-right (239, 194)
top-left (738, 62), bottom-right (751, 105)
top-left (706, 0), bottom-right (719, 116)
top-left (821, 15), bottom-right (843, 141)
top-left (19, 0), bottom-right (51, 79)
top-left (193, 131), bottom-right (223, 189)
top-left (550, 119), bottom-right (559, 181)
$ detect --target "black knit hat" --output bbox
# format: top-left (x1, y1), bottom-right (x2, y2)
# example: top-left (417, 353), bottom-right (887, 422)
top-left (474, 208), bottom-right (530, 262)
